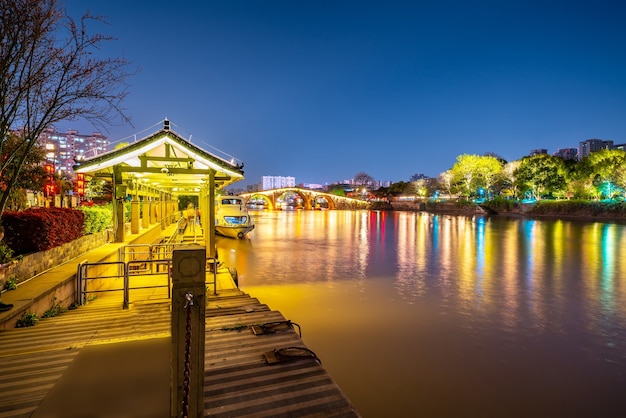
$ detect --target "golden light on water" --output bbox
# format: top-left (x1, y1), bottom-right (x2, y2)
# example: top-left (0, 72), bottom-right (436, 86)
top-left (220, 210), bottom-right (626, 417)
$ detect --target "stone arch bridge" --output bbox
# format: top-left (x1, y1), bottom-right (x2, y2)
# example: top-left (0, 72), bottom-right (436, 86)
top-left (240, 188), bottom-right (371, 210)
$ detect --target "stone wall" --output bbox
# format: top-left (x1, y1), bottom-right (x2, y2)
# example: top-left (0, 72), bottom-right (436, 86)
top-left (11, 230), bottom-right (111, 284)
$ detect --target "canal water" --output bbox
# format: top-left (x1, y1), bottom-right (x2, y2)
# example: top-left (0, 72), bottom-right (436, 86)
top-left (216, 209), bottom-right (626, 418)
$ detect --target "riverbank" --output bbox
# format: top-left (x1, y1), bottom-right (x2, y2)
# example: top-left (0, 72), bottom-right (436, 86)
top-left (385, 199), bottom-right (626, 222)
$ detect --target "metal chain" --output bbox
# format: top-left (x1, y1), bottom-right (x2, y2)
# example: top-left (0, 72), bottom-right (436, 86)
top-left (182, 292), bottom-right (194, 418)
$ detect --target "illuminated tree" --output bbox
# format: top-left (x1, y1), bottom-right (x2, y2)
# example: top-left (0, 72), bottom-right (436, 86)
top-left (514, 154), bottom-right (567, 200)
top-left (449, 154), bottom-right (503, 198)
top-left (499, 160), bottom-right (520, 198)
top-left (0, 0), bottom-right (133, 215)
top-left (578, 149), bottom-right (626, 199)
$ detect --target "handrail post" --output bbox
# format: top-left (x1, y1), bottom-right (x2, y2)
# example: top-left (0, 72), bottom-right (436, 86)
top-left (171, 246), bottom-right (206, 418)
top-left (76, 262), bottom-right (84, 306)
top-left (123, 262), bottom-right (130, 309)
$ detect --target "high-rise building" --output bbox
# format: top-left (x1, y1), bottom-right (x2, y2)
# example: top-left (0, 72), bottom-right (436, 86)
top-left (553, 148), bottom-right (578, 160)
top-left (530, 149), bottom-right (548, 156)
top-left (262, 176), bottom-right (295, 190)
top-left (38, 127), bottom-right (109, 178)
top-left (578, 139), bottom-right (613, 160)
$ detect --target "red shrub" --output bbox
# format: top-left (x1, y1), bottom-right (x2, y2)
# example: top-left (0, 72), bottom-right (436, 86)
top-left (2, 207), bottom-right (85, 254)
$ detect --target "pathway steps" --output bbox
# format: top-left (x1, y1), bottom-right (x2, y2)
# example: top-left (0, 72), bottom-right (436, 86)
top-left (0, 287), bottom-right (360, 417)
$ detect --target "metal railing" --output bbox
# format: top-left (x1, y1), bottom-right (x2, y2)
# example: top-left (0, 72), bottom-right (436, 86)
top-left (77, 255), bottom-right (220, 308)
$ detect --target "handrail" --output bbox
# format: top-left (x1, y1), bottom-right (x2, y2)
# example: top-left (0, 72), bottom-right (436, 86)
top-left (76, 260), bottom-right (126, 306)
top-left (78, 256), bottom-right (222, 307)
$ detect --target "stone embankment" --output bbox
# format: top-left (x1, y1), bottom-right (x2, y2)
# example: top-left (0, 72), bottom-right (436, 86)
top-left (381, 200), bottom-right (626, 221)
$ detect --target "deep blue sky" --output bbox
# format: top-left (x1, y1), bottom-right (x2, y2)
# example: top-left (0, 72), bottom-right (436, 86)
top-left (61, 0), bottom-right (626, 187)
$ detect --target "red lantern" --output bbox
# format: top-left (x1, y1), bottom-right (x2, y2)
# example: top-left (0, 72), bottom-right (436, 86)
top-left (76, 173), bottom-right (85, 196)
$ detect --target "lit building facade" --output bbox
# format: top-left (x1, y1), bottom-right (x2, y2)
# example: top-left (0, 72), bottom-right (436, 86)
top-left (553, 148), bottom-right (578, 160)
top-left (39, 127), bottom-right (109, 178)
top-left (578, 139), bottom-right (613, 160)
top-left (262, 175), bottom-right (295, 190)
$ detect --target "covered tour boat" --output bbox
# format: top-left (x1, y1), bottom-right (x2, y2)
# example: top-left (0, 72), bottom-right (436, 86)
top-left (215, 196), bottom-right (255, 239)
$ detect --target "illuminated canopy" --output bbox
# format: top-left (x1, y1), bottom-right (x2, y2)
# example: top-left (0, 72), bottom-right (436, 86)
top-left (73, 122), bottom-right (244, 195)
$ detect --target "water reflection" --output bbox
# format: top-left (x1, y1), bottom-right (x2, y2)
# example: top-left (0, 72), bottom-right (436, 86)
top-left (219, 210), bottom-right (626, 417)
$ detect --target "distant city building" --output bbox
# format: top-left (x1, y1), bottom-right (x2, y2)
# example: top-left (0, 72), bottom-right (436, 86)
top-left (262, 175), bottom-right (295, 190)
top-left (578, 139), bottom-right (613, 160)
top-left (614, 143), bottom-right (626, 151)
top-left (409, 173), bottom-right (429, 181)
top-left (302, 183), bottom-right (324, 190)
top-left (38, 126), bottom-right (109, 178)
top-left (246, 183), bottom-right (261, 193)
top-left (553, 148), bottom-right (578, 160)
top-left (530, 149), bottom-right (548, 156)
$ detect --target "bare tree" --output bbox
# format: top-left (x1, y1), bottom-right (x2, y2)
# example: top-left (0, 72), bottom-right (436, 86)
top-left (0, 0), bottom-right (133, 215)
top-left (353, 172), bottom-right (374, 186)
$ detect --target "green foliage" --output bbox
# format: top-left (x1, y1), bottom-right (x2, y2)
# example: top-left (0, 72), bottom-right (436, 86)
top-left (124, 201), bottom-right (131, 223)
top-left (485, 197), bottom-right (516, 211)
top-left (42, 298), bottom-right (67, 318)
top-left (514, 154), bottom-right (567, 200)
top-left (178, 195), bottom-right (198, 211)
top-left (15, 312), bottom-right (38, 328)
top-left (221, 323), bottom-right (249, 332)
top-left (0, 242), bottom-right (14, 264)
top-left (3, 276), bottom-right (18, 290)
top-left (526, 200), bottom-right (626, 216)
top-left (387, 181), bottom-right (411, 195)
top-left (327, 186), bottom-right (346, 197)
top-left (449, 154), bottom-right (503, 197)
top-left (80, 204), bottom-right (113, 234)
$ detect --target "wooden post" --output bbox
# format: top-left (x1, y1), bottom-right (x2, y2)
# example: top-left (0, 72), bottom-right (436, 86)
top-left (171, 246), bottom-right (206, 418)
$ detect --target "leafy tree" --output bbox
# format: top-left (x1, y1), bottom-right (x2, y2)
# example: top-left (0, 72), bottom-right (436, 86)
top-left (387, 181), bottom-right (410, 196)
top-left (578, 149), bottom-right (626, 198)
top-left (327, 184), bottom-right (347, 197)
top-left (0, 0), bottom-right (133, 216)
top-left (514, 154), bottom-right (567, 200)
top-left (499, 160), bottom-right (520, 198)
top-left (449, 154), bottom-right (503, 198)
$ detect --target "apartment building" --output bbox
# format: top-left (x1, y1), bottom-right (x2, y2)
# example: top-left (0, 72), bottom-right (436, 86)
top-left (39, 127), bottom-right (109, 178)
top-left (578, 139), bottom-right (614, 160)
top-left (262, 175), bottom-right (296, 190)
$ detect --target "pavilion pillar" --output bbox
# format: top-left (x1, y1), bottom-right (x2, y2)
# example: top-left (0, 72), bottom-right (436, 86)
top-left (131, 194), bottom-right (140, 234)
top-left (207, 170), bottom-right (216, 260)
top-left (147, 197), bottom-right (153, 225)
top-left (142, 196), bottom-right (149, 229)
top-left (113, 167), bottom-right (126, 242)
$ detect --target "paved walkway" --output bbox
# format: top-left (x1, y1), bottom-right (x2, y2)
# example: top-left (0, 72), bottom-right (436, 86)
top-left (0, 224), bottom-right (361, 417)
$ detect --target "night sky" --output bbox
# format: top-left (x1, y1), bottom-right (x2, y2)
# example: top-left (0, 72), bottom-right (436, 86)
top-left (61, 0), bottom-right (626, 187)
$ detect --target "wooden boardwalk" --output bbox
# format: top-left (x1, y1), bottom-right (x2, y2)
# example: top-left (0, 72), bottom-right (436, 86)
top-left (0, 287), bottom-right (360, 417)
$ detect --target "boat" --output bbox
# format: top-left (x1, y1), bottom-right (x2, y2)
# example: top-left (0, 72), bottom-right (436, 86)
top-left (215, 195), bottom-right (255, 239)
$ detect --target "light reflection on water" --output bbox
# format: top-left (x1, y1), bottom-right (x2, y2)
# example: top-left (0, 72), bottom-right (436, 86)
top-left (217, 210), bottom-right (626, 417)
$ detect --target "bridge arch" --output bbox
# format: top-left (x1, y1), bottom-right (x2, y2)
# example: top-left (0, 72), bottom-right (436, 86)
top-left (248, 193), bottom-right (275, 210)
top-left (241, 187), bottom-right (370, 211)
